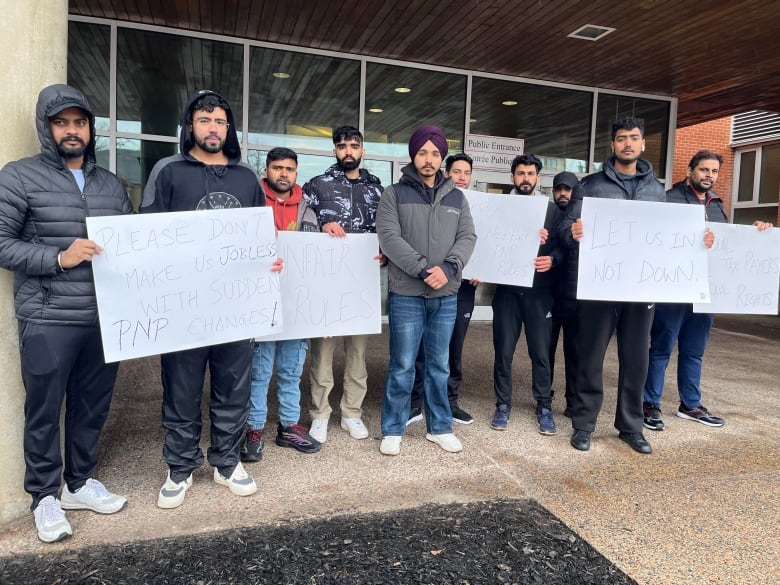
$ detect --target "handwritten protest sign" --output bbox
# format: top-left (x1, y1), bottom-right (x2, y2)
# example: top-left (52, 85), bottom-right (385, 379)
top-left (578, 199), bottom-right (710, 303)
top-left (256, 232), bottom-right (381, 341)
top-left (693, 223), bottom-right (780, 314)
top-left (462, 190), bottom-right (548, 286)
top-left (87, 208), bottom-right (281, 362)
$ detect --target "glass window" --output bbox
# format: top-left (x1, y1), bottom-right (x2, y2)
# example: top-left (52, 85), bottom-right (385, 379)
top-left (247, 150), bottom-right (339, 187)
top-left (116, 29), bottom-right (243, 136)
top-left (594, 94), bottom-right (670, 178)
top-left (116, 138), bottom-right (178, 211)
top-left (68, 22), bottom-right (110, 131)
top-left (364, 64), bottom-right (466, 158)
top-left (248, 49), bottom-right (360, 151)
top-left (759, 143), bottom-right (780, 204)
top-left (737, 151), bottom-right (756, 202)
top-left (470, 78), bottom-right (592, 173)
top-left (733, 207), bottom-right (777, 225)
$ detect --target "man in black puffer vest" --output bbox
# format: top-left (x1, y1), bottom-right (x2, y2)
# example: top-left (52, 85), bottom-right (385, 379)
top-left (0, 84), bottom-right (132, 543)
top-left (559, 116), bottom-right (665, 455)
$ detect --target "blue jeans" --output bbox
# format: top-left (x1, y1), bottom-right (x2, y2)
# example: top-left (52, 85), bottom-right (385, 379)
top-left (381, 293), bottom-right (457, 436)
top-left (643, 303), bottom-right (714, 409)
top-left (248, 339), bottom-right (308, 429)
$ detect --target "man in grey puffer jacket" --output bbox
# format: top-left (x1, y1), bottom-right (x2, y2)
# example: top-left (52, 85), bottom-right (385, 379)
top-left (377, 125), bottom-right (476, 456)
top-left (0, 84), bottom-right (132, 543)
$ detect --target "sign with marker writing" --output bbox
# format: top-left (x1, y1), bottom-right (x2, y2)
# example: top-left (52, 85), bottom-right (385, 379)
top-left (577, 199), bottom-right (710, 303)
top-left (693, 223), bottom-right (780, 314)
top-left (87, 207), bottom-right (281, 362)
top-left (256, 232), bottom-right (381, 341)
top-left (462, 190), bottom-right (548, 286)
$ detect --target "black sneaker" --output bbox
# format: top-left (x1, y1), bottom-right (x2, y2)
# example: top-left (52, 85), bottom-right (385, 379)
top-left (276, 423), bottom-right (322, 454)
top-left (240, 428), bottom-right (265, 462)
top-left (676, 403), bottom-right (725, 427)
top-left (643, 405), bottom-right (665, 431)
top-left (451, 405), bottom-right (474, 425)
top-left (406, 407), bottom-right (423, 426)
top-left (618, 431), bottom-right (653, 454)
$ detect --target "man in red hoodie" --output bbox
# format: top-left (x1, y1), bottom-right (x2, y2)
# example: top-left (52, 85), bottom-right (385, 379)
top-left (241, 148), bottom-right (321, 462)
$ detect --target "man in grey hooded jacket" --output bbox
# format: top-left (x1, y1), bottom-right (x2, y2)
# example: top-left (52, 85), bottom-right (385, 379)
top-left (0, 84), bottom-right (132, 543)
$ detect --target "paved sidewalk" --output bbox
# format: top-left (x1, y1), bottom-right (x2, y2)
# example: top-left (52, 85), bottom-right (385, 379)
top-left (1, 318), bottom-right (778, 584)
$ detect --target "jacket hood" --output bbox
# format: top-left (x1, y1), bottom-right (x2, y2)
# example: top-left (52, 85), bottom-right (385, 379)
top-left (179, 90), bottom-right (241, 162)
top-left (399, 162), bottom-right (450, 193)
top-left (604, 155), bottom-right (655, 179)
top-left (324, 163), bottom-right (382, 185)
top-left (36, 84), bottom-right (96, 172)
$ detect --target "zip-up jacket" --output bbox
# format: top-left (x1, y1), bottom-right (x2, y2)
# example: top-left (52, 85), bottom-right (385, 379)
top-left (377, 163), bottom-right (476, 298)
top-left (303, 164), bottom-right (383, 233)
top-left (666, 180), bottom-right (728, 223)
top-left (0, 84), bottom-right (132, 325)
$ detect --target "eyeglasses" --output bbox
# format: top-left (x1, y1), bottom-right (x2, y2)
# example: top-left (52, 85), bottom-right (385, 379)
top-left (194, 117), bottom-right (229, 128)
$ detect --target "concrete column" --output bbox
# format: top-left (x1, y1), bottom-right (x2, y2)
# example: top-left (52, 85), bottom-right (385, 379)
top-left (0, 0), bottom-right (69, 525)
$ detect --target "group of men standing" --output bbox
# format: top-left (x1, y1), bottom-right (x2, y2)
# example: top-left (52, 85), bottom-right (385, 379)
top-left (1, 82), bottom-right (766, 545)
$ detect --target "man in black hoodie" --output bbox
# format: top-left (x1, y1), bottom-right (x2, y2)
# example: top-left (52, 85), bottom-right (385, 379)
top-left (0, 84), bottom-right (132, 543)
top-left (142, 90), bottom-right (278, 508)
top-left (559, 117), bottom-right (665, 455)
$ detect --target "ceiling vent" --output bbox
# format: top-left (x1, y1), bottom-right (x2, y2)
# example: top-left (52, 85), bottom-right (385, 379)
top-left (567, 24), bottom-right (615, 41)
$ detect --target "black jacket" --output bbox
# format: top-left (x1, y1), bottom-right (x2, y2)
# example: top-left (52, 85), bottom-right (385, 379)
top-left (0, 84), bottom-right (132, 325)
top-left (557, 156), bottom-right (666, 299)
top-left (141, 90), bottom-right (264, 212)
top-left (666, 180), bottom-right (728, 223)
top-left (303, 164), bottom-right (383, 233)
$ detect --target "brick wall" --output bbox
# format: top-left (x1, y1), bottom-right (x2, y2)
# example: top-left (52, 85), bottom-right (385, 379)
top-left (672, 118), bottom-right (734, 217)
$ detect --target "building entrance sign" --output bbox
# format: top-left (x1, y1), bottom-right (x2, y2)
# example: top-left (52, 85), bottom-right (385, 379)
top-left (465, 134), bottom-right (525, 172)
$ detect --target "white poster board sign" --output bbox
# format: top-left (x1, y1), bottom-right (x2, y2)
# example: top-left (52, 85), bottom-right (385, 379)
top-left (578, 199), bottom-right (711, 303)
top-left (87, 208), bottom-right (281, 362)
top-left (462, 190), bottom-right (548, 286)
top-left (256, 232), bottom-right (382, 340)
top-left (693, 222), bottom-right (780, 314)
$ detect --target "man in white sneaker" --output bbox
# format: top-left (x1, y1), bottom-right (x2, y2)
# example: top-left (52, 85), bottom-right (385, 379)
top-left (142, 90), bottom-right (280, 507)
top-left (0, 84), bottom-right (131, 542)
top-left (376, 126), bottom-right (476, 455)
top-left (303, 126), bottom-right (384, 444)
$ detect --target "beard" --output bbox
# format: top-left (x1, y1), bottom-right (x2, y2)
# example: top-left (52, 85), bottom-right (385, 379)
top-left (266, 177), bottom-right (292, 196)
top-left (554, 197), bottom-right (570, 210)
top-left (57, 138), bottom-right (86, 159)
top-left (690, 178), bottom-right (713, 193)
top-left (196, 135), bottom-right (224, 154)
top-left (337, 156), bottom-right (361, 172)
top-left (514, 181), bottom-right (536, 194)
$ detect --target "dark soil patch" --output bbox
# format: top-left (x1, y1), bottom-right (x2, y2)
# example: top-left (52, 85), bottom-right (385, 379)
top-left (1, 499), bottom-right (635, 585)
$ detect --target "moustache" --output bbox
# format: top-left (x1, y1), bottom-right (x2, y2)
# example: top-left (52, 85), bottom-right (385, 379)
top-left (59, 137), bottom-right (85, 146)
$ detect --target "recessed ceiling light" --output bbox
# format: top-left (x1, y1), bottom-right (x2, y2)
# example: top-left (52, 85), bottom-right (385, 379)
top-left (394, 87), bottom-right (412, 93)
top-left (272, 72), bottom-right (290, 79)
top-left (567, 24), bottom-right (615, 41)
top-left (369, 108), bottom-right (384, 113)
top-left (502, 100), bottom-right (518, 106)
top-left (469, 118), bottom-right (477, 123)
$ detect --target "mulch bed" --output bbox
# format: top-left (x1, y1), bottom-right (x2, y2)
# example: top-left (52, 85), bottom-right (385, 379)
top-left (1, 499), bottom-right (635, 585)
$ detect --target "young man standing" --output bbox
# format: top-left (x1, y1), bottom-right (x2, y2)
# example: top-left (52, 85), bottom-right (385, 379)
top-left (377, 126), bottom-right (476, 456)
top-left (559, 117), bottom-right (666, 454)
top-left (303, 126), bottom-right (384, 444)
top-left (408, 153), bottom-right (478, 426)
top-left (490, 154), bottom-right (562, 436)
top-left (142, 90), bottom-right (280, 507)
top-left (642, 150), bottom-right (772, 431)
top-left (241, 147), bottom-right (321, 462)
top-left (0, 84), bottom-right (132, 542)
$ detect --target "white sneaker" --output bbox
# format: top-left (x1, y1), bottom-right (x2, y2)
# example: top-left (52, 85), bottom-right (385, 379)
top-left (157, 472), bottom-right (192, 509)
top-left (309, 418), bottom-right (329, 443)
top-left (33, 496), bottom-right (72, 543)
top-left (426, 432), bottom-right (463, 453)
top-left (379, 435), bottom-right (402, 456)
top-left (341, 417), bottom-right (369, 439)
top-left (214, 462), bottom-right (257, 496)
top-left (61, 478), bottom-right (127, 514)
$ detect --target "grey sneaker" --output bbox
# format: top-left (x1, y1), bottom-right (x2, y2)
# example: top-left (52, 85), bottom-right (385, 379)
top-left (61, 478), bottom-right (127, 514)
top-left (214, 461), bottom-right (257, 496)
top-left (33, 496), bottom-right (72, 543)
top-left (157, 472), bottom-right (192, 509)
